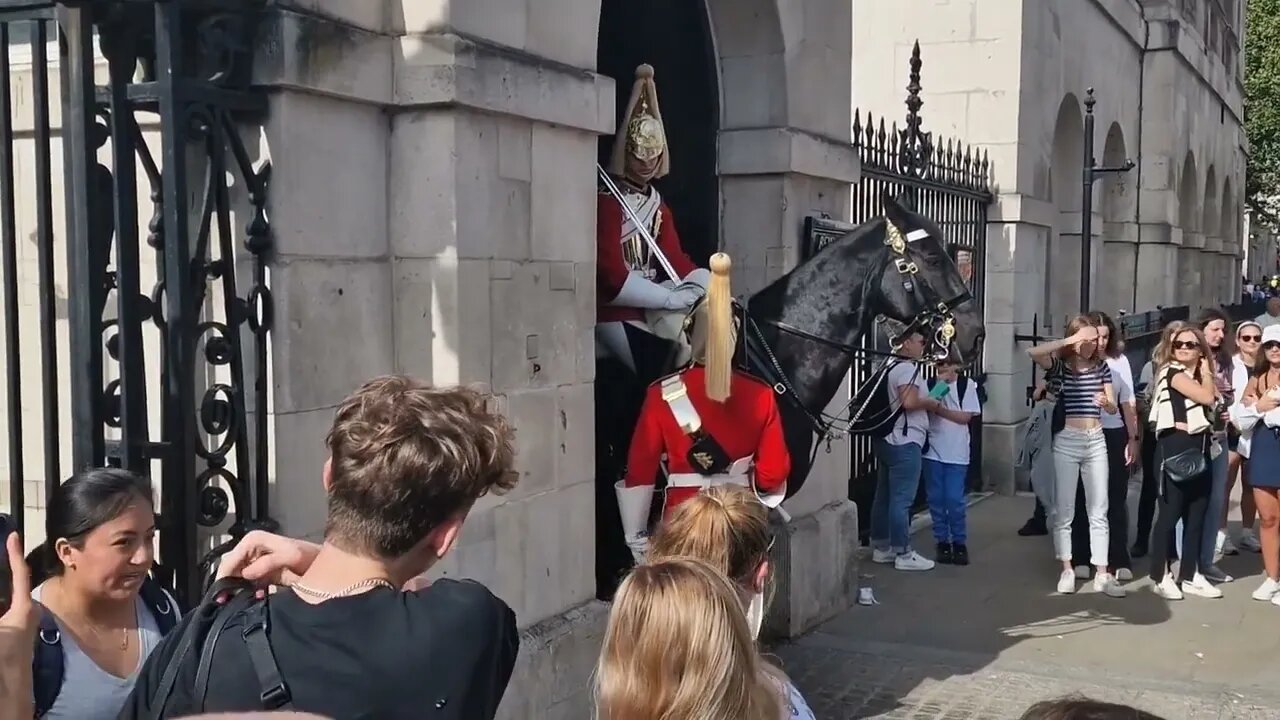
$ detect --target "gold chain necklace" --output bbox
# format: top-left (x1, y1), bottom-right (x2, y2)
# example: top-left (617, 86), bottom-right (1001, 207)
top-left (49, 582), bottom-right (131, 650)
top-left (290, 577), bottom-right (395, 600)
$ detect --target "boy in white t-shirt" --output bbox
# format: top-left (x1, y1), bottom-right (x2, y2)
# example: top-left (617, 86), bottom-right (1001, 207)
top-left (924, 361), bottom-right (982, 565)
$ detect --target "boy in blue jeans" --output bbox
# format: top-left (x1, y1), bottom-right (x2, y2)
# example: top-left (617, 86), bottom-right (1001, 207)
top-left (924, 362), bottom-right (982, 565)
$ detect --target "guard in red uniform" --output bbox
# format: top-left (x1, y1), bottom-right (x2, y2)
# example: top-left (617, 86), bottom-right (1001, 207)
top-left (615, 253), bottom-right (791, 562)
top-left (596, 63), bottom-right (708, 380)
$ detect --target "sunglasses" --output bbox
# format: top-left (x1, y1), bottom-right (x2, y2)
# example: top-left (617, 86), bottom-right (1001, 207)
top-left (1265, 342), bottom-right (1280, 352)
top-left (1240, 334), bottom-right (1262, 343)
top-left (1172, 341), bottom-right (1200, 350)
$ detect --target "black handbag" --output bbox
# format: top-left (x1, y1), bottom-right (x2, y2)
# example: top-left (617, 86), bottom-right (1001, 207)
top-left (1161, 435), bottom-right (1207, 484)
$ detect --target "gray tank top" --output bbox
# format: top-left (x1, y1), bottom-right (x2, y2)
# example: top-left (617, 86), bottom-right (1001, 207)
top-left (31, 583), bottom-right (173, 720)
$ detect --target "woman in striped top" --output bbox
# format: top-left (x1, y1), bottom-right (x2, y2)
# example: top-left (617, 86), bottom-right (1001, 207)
top-left (1028, 315), bottom-right (1124, 597)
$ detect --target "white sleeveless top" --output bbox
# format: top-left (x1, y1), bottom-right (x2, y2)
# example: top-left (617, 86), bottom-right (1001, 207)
top-left (31, 583), bottom-right (175, 720)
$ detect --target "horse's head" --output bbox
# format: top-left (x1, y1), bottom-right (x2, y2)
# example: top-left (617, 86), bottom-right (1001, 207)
top-left (871, 193), bottom-right (985, 365)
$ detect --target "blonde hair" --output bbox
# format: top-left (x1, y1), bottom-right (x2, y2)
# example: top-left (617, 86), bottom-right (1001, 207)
top-left (594, 558), bottom-right (783, 720)
top-left (648, 486), bottom-right (771, 587)
top-left (1153, 321), bottom-right (1208, 375)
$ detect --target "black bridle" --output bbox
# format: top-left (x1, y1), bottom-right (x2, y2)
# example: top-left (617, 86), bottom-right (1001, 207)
top-left (740, 220), bottom-right (972, 451)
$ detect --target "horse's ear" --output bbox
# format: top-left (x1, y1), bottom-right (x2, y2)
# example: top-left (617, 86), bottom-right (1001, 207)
top-left (881, 191), bottom-right (915, 229)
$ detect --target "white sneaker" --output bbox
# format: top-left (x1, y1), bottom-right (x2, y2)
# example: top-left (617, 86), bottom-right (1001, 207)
top-left (871, 548), bottom-right (897, 564)
top-left (1115, 568), bottom-right (1134, 582)
top-left (1074, 565), bottom-right (1092, 579)
top-left (1240, 530), bottom-right (1262, 553)
top-left (1271, 593), bottom-right (1280, 608)
top-left (1155, 576), bottom-right (1184, 600)
top-left (894, 550), bottom-right (935, 571)
top-left (1253, 577), bottom-right (1280, 601)
top-left (1183, 575), bottom-right (1224, 599)
top-left (1093, 573), bottom-right (1127, 598)
top-left (1220, 531), bottom-right (1238, 557)
top-left (1057, 569), bottom-right (1077, 594)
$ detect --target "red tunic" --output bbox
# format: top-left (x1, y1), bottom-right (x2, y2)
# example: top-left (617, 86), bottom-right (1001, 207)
top-left (624, 365), bottom-right (791, 515)
top-left (596, 192), bottom-right (697, 324)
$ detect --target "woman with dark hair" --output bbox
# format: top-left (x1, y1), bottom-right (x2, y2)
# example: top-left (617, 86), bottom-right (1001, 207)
top-left (1183, 307), bottom-right (1236, 585)
top-left (26, 468), bottom-right (178, 720)
top-left (1069, 311), bottom-right (1140, 580)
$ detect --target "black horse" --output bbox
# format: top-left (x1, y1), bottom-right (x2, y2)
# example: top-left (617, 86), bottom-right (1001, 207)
top-left (593, 194), bottom-right (984, 598)
top-left (743, 194), bottom-right (984, 498)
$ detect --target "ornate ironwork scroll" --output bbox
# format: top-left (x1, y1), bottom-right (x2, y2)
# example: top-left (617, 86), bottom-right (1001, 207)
top-left (41, 0), bottom-right (275, 605)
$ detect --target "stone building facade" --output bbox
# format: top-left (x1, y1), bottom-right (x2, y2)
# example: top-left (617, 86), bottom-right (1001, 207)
top-left (854, 0), bottom-right (1247, 492)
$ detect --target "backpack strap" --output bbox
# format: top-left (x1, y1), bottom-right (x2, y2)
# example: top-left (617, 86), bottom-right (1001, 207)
top-left (240, 599), bottom-right (293, 710)
top-left (145, 577), bottom-right (250, 720)
top-left (138, 577), bottom-right (179, 635)
top-left (32, 608), bottom-right (64, 718)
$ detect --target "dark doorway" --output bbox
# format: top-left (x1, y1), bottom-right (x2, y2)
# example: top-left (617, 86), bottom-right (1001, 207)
top-left (593, 1), bottom-right (720, 601)
top-left (596, 0), bottom-right (720, 263)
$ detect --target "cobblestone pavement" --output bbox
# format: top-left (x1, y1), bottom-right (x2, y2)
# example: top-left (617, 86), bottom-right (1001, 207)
top-left (770, 493), bottom-right (1280, 719)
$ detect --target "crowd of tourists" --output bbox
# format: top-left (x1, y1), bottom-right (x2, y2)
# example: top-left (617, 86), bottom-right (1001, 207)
top-left (1012, 299), bottom-right (1280, 605)
top-left (0, 372), bottom-right (1179, 720)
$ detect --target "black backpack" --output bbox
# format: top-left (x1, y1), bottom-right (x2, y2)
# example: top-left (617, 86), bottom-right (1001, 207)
top-left (34, 577), bottom-right (179, 717)
top-left (127, 577), bottom-right (294, 719)
top-left (856, 361), bottom-right (917, 439)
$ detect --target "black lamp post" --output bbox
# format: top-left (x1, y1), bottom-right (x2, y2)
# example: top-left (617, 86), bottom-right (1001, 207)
top-left (1080, 88), bottom-right (1136, 310)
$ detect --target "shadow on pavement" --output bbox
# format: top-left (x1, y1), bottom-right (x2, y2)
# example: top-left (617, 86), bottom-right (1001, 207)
top-left (771, 493), bottom-right (1280, 719)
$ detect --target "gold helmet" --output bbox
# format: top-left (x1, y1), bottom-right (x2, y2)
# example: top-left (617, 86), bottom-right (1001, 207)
top-left (608, 64), bottom-right (671, 180)
top-left (689, 253), bottom-right (736, 403)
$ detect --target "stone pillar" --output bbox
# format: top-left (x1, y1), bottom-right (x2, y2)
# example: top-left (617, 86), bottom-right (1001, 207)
top-left (715, 0), bottom-right (863, 638)
top-left (981, 196), bottom-right (1054, 494)
top-left (257, 3), bottom-right (612, 716)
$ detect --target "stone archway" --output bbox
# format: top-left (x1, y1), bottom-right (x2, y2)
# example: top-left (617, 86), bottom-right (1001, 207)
top-left (1048, 94), bottom-right (1084, 328)
top-left (589, 0), bottom-right (860, 632)
top-left (1098, 122), bottom-right (1135, 313)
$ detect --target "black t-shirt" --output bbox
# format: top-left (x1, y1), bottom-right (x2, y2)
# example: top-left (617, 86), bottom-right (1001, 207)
top-left (119, 579), bottom-right (519, 720)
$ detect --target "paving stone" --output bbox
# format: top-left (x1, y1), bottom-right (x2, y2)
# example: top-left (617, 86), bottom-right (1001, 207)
top-left (767, 494), bottom-right (1280, 719)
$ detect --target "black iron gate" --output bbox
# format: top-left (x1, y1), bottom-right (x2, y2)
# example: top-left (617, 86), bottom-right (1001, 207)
top-left (0, 0), bottom-right (275, 605)
top-left (802, 42), bottom-right (993, 539)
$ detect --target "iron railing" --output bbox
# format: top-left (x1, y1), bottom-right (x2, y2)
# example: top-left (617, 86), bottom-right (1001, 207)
top-left (0, 0), bottom-right (275, 606)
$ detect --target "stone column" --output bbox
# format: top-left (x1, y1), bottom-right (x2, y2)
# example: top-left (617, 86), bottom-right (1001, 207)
top-left (389, 5), bottom-right (612, 717)
top-left (257, 3), bottom-right (614, 716)
top-left (714, 0), bottom-right (862, 638)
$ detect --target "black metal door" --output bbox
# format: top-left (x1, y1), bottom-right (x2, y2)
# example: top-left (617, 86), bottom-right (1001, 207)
top-left (0, 0), bottom-right (276, 606)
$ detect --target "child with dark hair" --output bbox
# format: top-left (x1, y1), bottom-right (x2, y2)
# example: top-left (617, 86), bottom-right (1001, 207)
top-left (1020, 696), bottom-right (1165, 720)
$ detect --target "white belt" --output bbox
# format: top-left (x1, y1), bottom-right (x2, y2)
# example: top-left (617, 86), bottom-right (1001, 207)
top-left (667, 457), bottom-right (753, 488)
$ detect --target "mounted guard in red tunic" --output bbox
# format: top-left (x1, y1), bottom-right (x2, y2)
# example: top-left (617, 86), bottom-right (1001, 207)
top-left (615, 253), bottom-right (791, 563)
top-left (596, 63), bottom-right (709, 379)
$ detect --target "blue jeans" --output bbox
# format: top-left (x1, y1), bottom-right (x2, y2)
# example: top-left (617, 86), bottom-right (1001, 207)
top-left (1174, 441), bottom-right (1227, 567)
top-left (871, 439), bottom-right (923, 553)
top-left (925, 459), bottom-right (969, 544)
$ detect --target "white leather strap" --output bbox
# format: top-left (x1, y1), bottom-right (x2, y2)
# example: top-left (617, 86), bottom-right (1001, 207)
top-left (661, 375), bottom-right (702, 435)
top-left (667, 457), bottom-right (753, 488)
